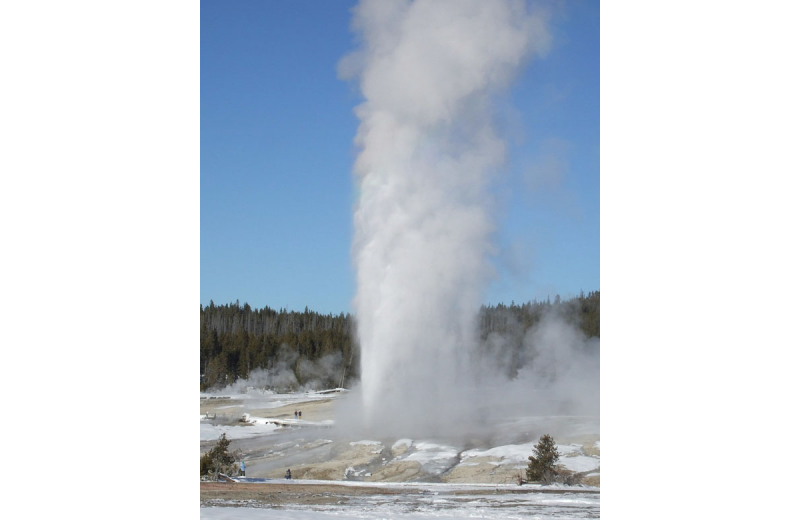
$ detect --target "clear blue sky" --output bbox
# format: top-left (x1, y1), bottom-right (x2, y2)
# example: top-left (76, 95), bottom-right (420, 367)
top-left (201, 0), bottom-right (599, 314)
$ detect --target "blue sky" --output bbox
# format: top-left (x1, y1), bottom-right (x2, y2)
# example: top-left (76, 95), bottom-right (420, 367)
top-left (201, 0), bottom-right (599, 314)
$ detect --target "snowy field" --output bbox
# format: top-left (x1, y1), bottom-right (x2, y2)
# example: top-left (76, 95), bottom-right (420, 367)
top-left (200, 481), bottom-right (599, 519)
top-left (201, 389), bottom-right (599, 517)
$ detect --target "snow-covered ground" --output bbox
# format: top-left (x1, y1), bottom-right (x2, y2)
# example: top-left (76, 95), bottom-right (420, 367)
top-left (200, 388), bottom-right (345, 441)
top-left (201, 389), bottom-right (599, 516)
top-left (200, 480), bottom-right (599, 519)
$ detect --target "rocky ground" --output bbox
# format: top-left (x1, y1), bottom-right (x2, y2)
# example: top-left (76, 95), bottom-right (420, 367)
top-left (200, 392), bottom-right (600, 489)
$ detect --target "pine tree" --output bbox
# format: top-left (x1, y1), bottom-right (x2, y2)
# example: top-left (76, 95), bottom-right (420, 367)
top-left (200, 433), bottom-right (237, 478)
top-left (526, 434), bottom-right (560, 485)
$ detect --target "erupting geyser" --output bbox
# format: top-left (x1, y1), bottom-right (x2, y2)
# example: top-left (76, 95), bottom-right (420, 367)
top-left (342, 0), bottom-right (552, 435)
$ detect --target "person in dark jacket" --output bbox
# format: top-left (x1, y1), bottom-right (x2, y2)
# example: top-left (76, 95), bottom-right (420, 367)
top-left (285, 468), bottom-right (292, 480)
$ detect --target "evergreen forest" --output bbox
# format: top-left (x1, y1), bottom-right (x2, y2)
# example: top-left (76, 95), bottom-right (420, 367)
top-left (200, 291), bottom-right (599, 391)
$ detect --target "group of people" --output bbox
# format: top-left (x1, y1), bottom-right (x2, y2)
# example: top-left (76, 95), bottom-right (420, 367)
top-left (293, 410), bottom-right (302, 419)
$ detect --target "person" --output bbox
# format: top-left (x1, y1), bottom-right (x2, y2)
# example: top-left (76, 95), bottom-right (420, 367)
top-left (298, 410), bottom-right (302, 419)
top-left (240, 461), bottom-right (245, 477)
top-left (294, 410), bottom-right (298, 419)
top-left (285, 468), bottom-right (292, 480)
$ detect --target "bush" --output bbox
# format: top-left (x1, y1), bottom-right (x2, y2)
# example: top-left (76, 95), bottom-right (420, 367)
top-left (556, 471), bottom-right (583, 486)
top-left (526, 434), bottom-right (560, 485)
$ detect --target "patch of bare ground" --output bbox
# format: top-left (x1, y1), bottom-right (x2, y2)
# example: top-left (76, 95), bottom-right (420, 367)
top-left (261, 442), bottom-right (384, 480)
top-left (441, 458), bottom-right (522, 485)
top-left (200, 482), bottom-right (406, 507)
top-left (583, 474), bottom-right (600, 487)
top-left (249, 399), bottom-right (335, 422)
top-left (365, 460), bottom-right (424, 482)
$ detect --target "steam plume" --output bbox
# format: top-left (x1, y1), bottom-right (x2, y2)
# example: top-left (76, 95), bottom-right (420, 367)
top-left (342, 0), bottom-right (552, 435)
top-left (208, 346), bottom-right (344, 394)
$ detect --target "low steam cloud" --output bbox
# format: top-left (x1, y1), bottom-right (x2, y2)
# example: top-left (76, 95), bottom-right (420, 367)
top-left (209, 345), bottom-right (345, 395)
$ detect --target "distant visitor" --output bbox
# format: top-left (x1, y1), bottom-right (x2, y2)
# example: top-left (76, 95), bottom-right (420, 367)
top-left (240, 461), bottom-right (245, 477)
top-left (285, 468), bottom-right (292, 480)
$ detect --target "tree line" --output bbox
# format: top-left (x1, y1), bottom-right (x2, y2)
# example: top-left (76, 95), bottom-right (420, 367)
top-left (200, 300), bottom-right (357, 391)
top-left (200, 291), bottom-right (599, 391)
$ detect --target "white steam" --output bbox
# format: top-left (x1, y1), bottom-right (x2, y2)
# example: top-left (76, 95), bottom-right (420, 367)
top-left (343, 0), bottom-right (555, 436)
top-left (209, 345), bottom-right (344, 394)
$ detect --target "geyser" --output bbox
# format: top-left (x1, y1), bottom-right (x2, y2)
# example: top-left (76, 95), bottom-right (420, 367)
top-left (342, 0), bottom-right (552, 435)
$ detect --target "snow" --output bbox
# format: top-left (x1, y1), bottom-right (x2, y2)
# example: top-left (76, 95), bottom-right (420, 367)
top-left (201, 480), bottom-right (601, 519)
top-left (200, 422), bottom-right (279, 441)
top-left (557, 455), bottom-right (600, 473)
top-left (201, 389), bottom-right (600, 517)
top-left (392, 438), bottom-right (413, 450)
top-left (199, 389), bottom-right (342, 444)
top-left (458, 442), bottom-right (599, 474)
top-left (200, 388), bottom-right (346, 410)
top-left (404, 442), bottom-right (458, 464)
top-left (349, 440), bottom-right (382, 446)
top-left (461, 443), bottom-right (533, 463)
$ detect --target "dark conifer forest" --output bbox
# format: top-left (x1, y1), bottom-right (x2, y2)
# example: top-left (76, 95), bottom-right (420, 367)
top-left (200, 291), bottom-right (599, 391)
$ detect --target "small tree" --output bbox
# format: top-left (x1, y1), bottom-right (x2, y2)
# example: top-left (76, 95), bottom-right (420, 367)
top-left (200, 433), bottom-right (237, 478)
top-left (526, 434), bottom-right (560, 485)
